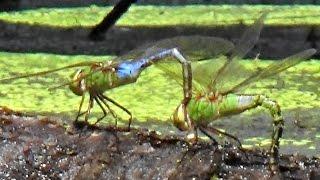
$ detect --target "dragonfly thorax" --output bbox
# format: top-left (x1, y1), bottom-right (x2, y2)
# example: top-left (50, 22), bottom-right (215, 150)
top-left (69, 69), bottom-right (87, 96)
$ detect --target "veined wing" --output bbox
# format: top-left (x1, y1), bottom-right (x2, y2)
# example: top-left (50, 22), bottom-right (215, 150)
top-left (113, 35), bottom-right (234, 62)
top-left (223, 48), bottom-right (316, 94)
top-left (203, 12), bottom-right (267, 93)
top-left (156, 13), bottom-right (267, 94)
top-left (0, 61), bottom-right (99, 83)
top-left (0, 35), bottom-right (233, 88)
top-left (155, 61), bottom-right (184, 86)
top-left (155, 60), bottom-right (204, 93)
top-left (155, 57), bottom-right (227, 94)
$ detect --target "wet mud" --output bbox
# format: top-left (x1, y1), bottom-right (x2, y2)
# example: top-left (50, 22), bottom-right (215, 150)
top-left (0, 107), bottom-right (319, 179)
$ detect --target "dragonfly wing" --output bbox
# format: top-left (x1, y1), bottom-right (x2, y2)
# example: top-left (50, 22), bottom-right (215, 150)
top-left (145, 35), bottom-right (234, 61)
top-left (155, 56), bottom-right (228, 93)
top-left (112, 43), bottom-right (152, 62)
top-left (227, 48), bottom-right (317, 93)
top-left (229, 12), bottom-right (267, 60)
top-left (0, 61), bottom-right (98, 83)
top-left (209, 12), bottom-right (267, 93)
top-left (155, 60), bottom-right (206, 93)
top-left (48, 66), bottom-right (105, 90)
top-left (154, 60), bottom-right (189, 95)
top-left (191, 56), bottom-right (228, 90)
top-left (156, 13), bottom-right (267, 94)
top-left (113, 35), bottom-right (234, 63)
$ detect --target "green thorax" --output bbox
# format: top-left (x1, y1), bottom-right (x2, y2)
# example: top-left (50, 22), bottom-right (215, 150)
top-left (83, 67), bottom-right (137, 94)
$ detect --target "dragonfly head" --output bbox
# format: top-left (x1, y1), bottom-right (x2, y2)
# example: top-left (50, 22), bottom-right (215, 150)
top-left (69, 69), bottom-right (86, 96)
top-left (173, 104), bottom-right (190, 131)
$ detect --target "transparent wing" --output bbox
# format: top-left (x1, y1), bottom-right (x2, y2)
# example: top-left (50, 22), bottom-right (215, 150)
top-left (113, 35), bottom-right (234, 62)
top-left (191, 56), bottom-right (227, 90)
top-left (155, 56), bottom-right (227, 93)
top-left (225, 48), bottom-right (316, 93)
top-left (155, 60), bottom-right (204, 93)
top-left (155, 61), bottom-right (184, 87)
top-left (156, 13), bottom-right (267, 94)
top-left (0, 61), bottom-right (98, 83)
top-left (156, 49), bottom-right (316, 96)
top-left (207, 12), bottom-right (267, 93)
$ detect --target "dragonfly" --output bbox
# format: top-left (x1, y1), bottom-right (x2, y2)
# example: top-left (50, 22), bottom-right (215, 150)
top-left (0, 35), bottom-right (234, 128)
top-left (156, 13), bottom-right (317, 174)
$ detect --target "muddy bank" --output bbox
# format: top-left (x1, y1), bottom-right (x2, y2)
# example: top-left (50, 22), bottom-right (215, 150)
top-left (0, 107), bottom-right (319, 179)
top-left (0, 20), bottom-right (319, 59)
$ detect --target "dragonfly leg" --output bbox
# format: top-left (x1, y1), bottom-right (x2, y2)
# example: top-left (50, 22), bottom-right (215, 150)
top-left (84, 95), bottom-right (94, 123)
top-left (200, 125), bottom-right (243, 147)
top-left (206, 126), bottom-right (242, 147)
top-left (198, 126), bottom-right (218, 145)
top-left (93, 96), bottom-right (107, 125)
top-left (75, 94), bottom-right (86, 122)
top-left (97, 94), bottom-right (119, 126)
top-left (99, 93), bottom-right (132, 129)
top-left (103, 102), bottom-right (119, 127)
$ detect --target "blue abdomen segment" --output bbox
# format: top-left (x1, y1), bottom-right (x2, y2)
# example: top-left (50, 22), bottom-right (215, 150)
top-left (116, 59), bottom-right (148, 79)
top-left (116, 48), bottom-right (179, 80)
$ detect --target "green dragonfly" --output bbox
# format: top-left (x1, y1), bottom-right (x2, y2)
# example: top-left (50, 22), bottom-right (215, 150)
top-left (157, 13), bottom-right (316, 174)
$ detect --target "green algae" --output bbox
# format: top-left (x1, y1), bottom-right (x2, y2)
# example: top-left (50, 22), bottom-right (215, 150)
top-left (0, 5), bottom-right (320, 27)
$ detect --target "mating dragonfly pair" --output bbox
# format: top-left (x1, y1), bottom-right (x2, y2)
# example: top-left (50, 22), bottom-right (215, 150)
top-left (0, 13), bottom-right (316, 174)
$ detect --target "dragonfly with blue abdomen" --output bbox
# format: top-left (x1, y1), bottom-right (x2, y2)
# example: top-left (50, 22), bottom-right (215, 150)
top-left (156, 13), bottom-right (316, 174)
top-left (0, 35), bottom-right (234, 128)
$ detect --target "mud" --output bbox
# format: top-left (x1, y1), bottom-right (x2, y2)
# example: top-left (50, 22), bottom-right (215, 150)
top-left (0, 107), bottom-right (319, 179)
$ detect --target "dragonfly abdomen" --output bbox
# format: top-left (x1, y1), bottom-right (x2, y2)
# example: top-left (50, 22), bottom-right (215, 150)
top-left (188, 94), bottom-right (262, 125)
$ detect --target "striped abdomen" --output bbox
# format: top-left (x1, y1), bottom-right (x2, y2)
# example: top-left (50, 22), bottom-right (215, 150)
top-left (187, 94), bottom-right (261, 126)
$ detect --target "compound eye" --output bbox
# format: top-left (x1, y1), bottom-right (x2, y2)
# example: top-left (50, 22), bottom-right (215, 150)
top-left (71, 69), bottom-right (83, 81)
top-left (69, 69), bottom-right (87, 96)
top-left (75, 70), bottom-right (86, 89)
